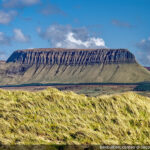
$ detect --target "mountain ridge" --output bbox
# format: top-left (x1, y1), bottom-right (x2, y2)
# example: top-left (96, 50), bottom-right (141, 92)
top-left (0, 48), bottom-right (150, 85)
top-left (6, 48), bottom-right (136, 65)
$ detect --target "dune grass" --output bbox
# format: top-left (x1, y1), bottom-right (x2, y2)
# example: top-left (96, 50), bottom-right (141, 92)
top-left (0, 87), bottom-right (150, 146)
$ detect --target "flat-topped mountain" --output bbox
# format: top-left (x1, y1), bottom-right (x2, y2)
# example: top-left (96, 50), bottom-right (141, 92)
top-left (7, 48), bottom-right (135, 65)
top-left (0, 48), bottom-right (150, 85)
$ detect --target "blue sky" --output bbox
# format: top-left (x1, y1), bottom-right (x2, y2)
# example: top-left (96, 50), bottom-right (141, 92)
top-left (0, 0), bottom-right (150, 66)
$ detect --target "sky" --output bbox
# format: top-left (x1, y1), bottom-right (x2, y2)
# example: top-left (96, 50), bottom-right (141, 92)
top-left (0, 0), bottom-right (150, 66)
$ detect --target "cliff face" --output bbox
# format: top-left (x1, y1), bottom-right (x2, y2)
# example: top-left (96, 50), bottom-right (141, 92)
top-left (0, 48), bottom-right (150, 85)
top-left (6, 48), bottom-right (136, 65)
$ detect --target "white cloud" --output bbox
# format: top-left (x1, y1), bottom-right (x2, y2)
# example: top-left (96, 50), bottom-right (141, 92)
top-left (0, 10), bottom-right (17, 24)
top-left (38, 24), bottom-right (106, 48)
top-left (3, 0), bottom-right (40, 8)
top-left (65, 32), bottom-right (105, 48)
top-left (13, 29), bottom-right (30, 43)
top-left (0, 29), bottom-right (30, 46)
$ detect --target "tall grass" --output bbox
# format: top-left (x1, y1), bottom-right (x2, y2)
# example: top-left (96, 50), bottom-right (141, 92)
top-left (0, 88), bottom-right (150, 145)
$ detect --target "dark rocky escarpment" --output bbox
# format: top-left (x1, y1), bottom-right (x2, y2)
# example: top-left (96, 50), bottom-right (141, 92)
top-left (0, 48), bottom-right (150, 85)
top-left (6, 48), bottom-right (136, 65)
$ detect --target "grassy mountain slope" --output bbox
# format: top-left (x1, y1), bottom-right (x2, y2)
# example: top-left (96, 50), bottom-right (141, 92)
top-left (0, 88), bottom-right (150, 145)
top-left (1, 63), bottom-right (150, 85)
top-left (23, 63), bottom-right (150, 83)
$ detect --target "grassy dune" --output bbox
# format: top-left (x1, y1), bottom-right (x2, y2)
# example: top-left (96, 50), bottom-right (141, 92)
top-left (0, 88), bottom-right (150, 146)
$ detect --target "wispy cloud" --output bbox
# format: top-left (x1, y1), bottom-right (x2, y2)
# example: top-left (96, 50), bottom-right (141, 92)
top-left (0, 32), bottom-right (11, 45)
top-left (13, 28), bottom-right (30, 43)
top-left (112, 19), bottom-right (133, 28)
top-left (37, 24), bottom-right (105, 48)
top-left (0, 0), bottom-right (40, 25)
top-left (40, 3), bottom-right (65, 16)
top-left (2, 0), bottom-right (40, 8)
top-left (136, 37), bottom-right (150, 65)
top-left (137, 38), bottom-right (150, 51)
top-left (0, 29), bottom-right (30, 46)
top-left (0, 10), bottom-right (17, 24)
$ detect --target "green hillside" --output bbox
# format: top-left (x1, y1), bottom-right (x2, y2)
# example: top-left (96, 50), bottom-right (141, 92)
top-left (0, 88), bottom-right (150, 147)
top-left (1, 63), bottom-right (150, 85)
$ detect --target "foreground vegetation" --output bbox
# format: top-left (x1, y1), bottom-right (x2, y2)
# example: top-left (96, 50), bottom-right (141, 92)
top-left (0, 88), bottom-right (150, 146)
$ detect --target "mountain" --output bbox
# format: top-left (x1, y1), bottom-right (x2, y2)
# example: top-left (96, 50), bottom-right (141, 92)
top-left (144, 67), bottom-right (150, 71)
top-left (0, 48), bottom-right (150, 85)
top-left (0, 88), bottom-right (150, 145)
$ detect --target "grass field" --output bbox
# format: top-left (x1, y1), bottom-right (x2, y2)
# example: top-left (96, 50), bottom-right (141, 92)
top-left (0, 87), bottom-right (150, 148)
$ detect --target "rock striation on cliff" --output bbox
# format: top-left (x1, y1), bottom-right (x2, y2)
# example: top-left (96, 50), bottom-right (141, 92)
top-left (0, 48), bottom-right (150, 85)
top-left (6, 48), bottom-right (136, 65)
